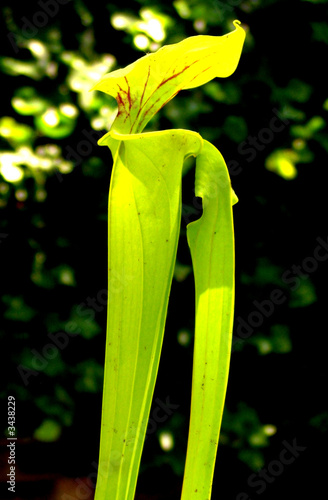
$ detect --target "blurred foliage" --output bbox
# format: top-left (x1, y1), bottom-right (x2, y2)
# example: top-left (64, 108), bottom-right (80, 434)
top-left (1, 0), bottom-right (327, 497)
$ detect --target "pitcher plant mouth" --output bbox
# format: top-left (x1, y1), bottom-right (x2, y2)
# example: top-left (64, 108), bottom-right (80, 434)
top-left (92, 20), bottom-right (245, 500)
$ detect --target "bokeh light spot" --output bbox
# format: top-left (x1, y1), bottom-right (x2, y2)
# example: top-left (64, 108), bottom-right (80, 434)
top-left (159, 431), bottom-right (174, 451)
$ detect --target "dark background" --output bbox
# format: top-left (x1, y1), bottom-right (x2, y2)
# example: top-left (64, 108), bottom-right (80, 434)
top-left (0, 0), bottom-right (327, 498)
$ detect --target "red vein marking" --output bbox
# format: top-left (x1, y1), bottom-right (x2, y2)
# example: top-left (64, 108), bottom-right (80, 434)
top-left (116, 84), bottom-right (132, 123)
top-left (133, 65), bottom-right (151, 128)
top-left (116, 92), bottom-right (129, 122)
top-left (188, 65), bottom-right (212, 84)
top-left (158, 59), bottom-right (200, 87)
top-left (116, 92), bottom-right (125, 110)
top-left (124, 76), bottom-right (132, 111)
top-left (139, 58), bottom-right (200, 117)
top-left (140, 65), bottom-right (150, 108)
top-left (130, 58), bottom-right (201, 131)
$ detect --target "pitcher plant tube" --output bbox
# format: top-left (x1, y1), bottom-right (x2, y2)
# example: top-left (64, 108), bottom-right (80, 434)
top-left (91, 20), bottom-right (246, 500)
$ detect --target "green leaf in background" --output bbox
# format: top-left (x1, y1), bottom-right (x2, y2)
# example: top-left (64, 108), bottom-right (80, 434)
top-left (11, 86), bottom-right (49, 116)
top-left (0, 117), bottom-right (35, 146)
top-left (33, 419), bottom-right (62, 442)
top-left (2, 295), bottom-right (37, 322)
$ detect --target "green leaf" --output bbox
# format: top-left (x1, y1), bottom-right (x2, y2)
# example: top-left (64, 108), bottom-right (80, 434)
top-left (12, 86), bottom-right (48, 116)
top-left (92, 20), bottom-right (245, 134)
top-left (182, 140), bottom-right (236, 499)
top-left (2, 295), bottom-right (37, 322)
top-left (94, 129), bottom-right (202, 500)
top-left (289, 279), bottom-right (317, 308)
top-left (0, 117), bottom-right (35, 146)
top-left (33, 419), bottom-right (62, 442)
